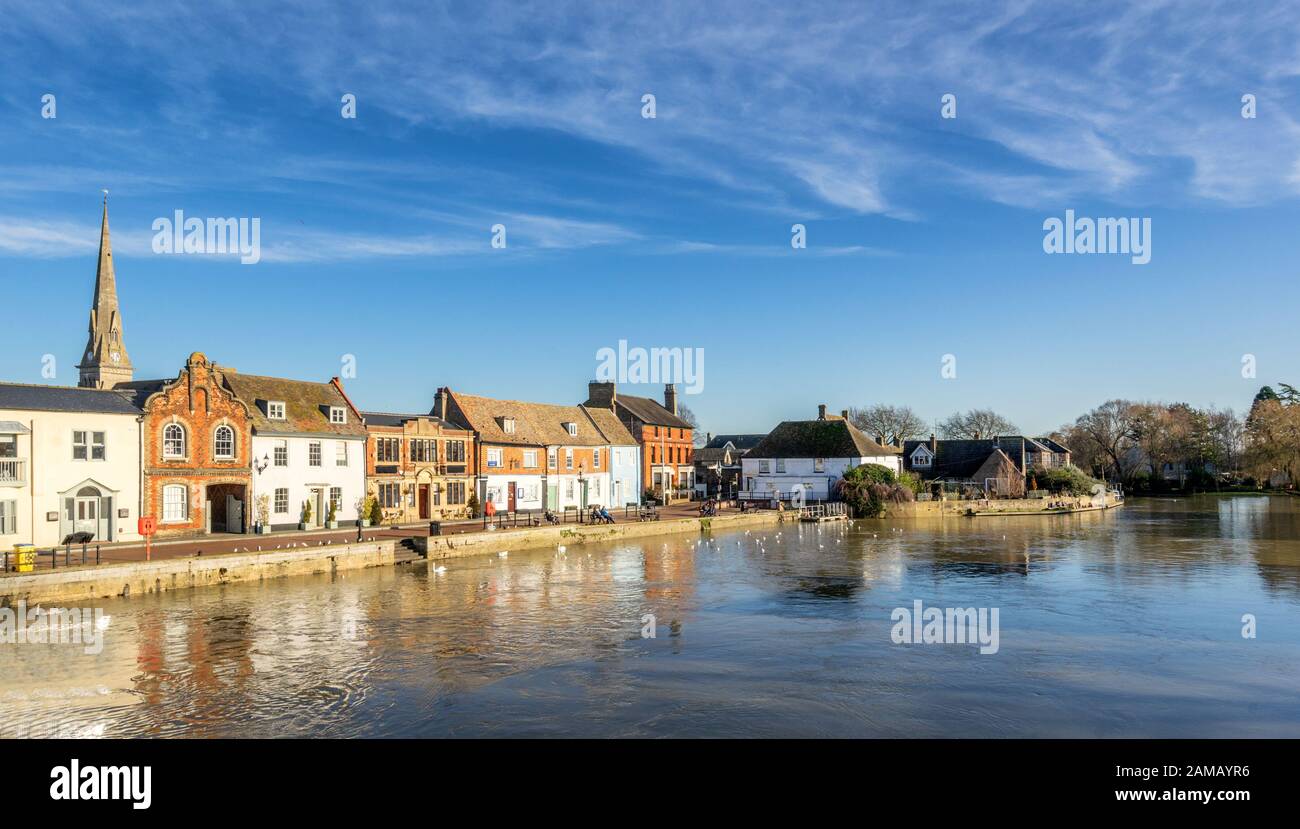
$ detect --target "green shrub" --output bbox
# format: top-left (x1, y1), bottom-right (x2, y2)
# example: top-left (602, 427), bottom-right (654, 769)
top-left (836, 463), bottom-right (913, 517)
top-left (1035, 465), bottom-right (1102, 496)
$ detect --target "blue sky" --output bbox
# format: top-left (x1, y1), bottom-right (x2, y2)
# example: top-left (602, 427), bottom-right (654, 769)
top-left (2, 0), bottom-right (1299, 436)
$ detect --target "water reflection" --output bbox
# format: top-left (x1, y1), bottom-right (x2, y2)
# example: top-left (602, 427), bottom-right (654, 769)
top-left (1, 495), bottom-right (1298, 738)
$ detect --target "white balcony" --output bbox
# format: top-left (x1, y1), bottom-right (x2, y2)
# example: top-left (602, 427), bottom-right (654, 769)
top-left (0, 458), bottom-right (27, 486)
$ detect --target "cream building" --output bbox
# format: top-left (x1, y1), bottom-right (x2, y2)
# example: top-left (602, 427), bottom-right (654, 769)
top-left (0, 383), bottom-right (144, 548)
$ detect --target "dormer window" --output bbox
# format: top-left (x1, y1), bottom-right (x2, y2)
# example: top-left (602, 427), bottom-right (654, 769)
top-left (267, 401), bottom-right (286, 420)
top-left (910, 445), bottom-right (933, 468)
top-left (329, 406), bottom-right (347, 424)
top-left (502, 417), bottom-right (516, 435)
top-left (564, 422), bottom-right (577, 437)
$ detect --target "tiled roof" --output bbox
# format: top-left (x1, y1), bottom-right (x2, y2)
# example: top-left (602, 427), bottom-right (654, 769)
top-left (581, 405), bottom-right (639, 446)
top-left (747, 419), bottom-right (894, 459)
top-left (694, 446), bottom-right (732, 463)
top-left (703, 433), bottom-right (765, 450)
top-left (615, 394), bottom-right (693, 429)
top-left (223, 373), bottom-right (366, 437)
top-left (448, 392), bottom-right (622, 447)
top-left (0, 382), bottom-right (141, 415)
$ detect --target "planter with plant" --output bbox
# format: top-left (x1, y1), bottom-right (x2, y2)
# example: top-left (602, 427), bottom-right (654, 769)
top-left (356, 496), bottom-right (372, 527)
top-left (466, 493), bottom-right (479, 519)
top-left (367, 496), bottom-right (383, 527)
top-left (326, 499), bottom-right (338, 529)
top-left (299, 499), bottom-right (312, 531)
top-left (256, 494), bottom-right (272, 534)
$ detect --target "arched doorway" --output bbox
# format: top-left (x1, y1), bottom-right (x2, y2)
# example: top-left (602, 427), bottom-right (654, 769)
top-left (58, 481), bottom-right (117, 543)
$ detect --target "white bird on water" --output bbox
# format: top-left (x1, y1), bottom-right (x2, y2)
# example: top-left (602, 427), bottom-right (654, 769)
top-left (433, 565), bottom-right (447, 575)
top-left (499, 551), bottom-right (509, 558)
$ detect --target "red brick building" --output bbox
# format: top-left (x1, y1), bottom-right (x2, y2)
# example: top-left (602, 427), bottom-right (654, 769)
top-left (584, 381), bottom-right (694, 499)
top-left (118, 352), bottom-right (253, 536)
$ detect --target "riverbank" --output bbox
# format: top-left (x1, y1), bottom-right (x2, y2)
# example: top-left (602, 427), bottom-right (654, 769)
top-left (0, 509), bottom-right (785, 606)
top-left (0, 540), bottom-right (398, 606)
top-left (415, 508), bottom-right (783, 560)
top-left (884, 493), bottom-right (1124, 518)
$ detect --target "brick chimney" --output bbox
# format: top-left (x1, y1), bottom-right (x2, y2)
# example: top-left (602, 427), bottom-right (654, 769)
top-left (664, 383), bottom-right (678, 416)
top-left (929, 433), bottom-right (937, 453)
top-left (841, 409), bottom-right (849, 420)
top-left (706, 432), bottom-right (713, 445)
top-left (974, 431), bottom-right (982, 440)
top-left (587, 380), bottom-right (616, 410)
top-left (817, 404), bottom-right (827, 420)
top-left (434, 387), bottom-right (449, 421)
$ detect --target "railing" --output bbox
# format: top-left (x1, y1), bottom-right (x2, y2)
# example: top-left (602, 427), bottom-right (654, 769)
top-left (0, 458), bottom-right (26, 484)
top-left (798, 502), bottom-right (847, 519)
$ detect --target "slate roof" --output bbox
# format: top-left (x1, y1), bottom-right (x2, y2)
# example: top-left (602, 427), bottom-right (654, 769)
top-left (747, 419), bottom-right (894, 459)
top-left (0, 382), bottom-right (141, 415)
top-left (615, 393), bottom-right (693, 430)
top-left (903, 439), bottom-right (1003, 479)
top-left (693, 447), bottom-right (733, 463)
top-left (222, 374), bottom-right (367, 437)
top-left (703, 433), bottom-right (765, 450)
top-left (447, 392), bottom-right (634, 447)
top-left (1036, 437), bottom-right (1071, 454)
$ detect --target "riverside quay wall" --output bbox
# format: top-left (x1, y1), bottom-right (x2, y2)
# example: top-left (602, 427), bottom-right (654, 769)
top-left (417, 510), bottom-right (785, 559)
top-left (0, 540), bottom-right (397, 606)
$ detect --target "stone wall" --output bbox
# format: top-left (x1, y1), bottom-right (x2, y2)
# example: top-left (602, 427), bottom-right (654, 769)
top-left (0, 539), bottom-right (396, 606)
top-left (415, 509), bottom-right (783, 559)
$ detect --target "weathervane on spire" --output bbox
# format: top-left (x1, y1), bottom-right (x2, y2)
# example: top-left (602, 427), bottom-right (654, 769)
top-left (102, 188), bottom-right (109, 204)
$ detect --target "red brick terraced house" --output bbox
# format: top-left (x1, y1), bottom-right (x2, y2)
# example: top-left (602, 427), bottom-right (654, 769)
top-left (117, 352), bottom-right (253, 537)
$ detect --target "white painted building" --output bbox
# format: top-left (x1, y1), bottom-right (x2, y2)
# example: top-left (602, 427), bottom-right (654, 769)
top-left (0, 383), bottom-right (144, 548)
top-left (223, 374), bottom-right (368, 530)
top-left (741, 406), bottom-right (901, 501)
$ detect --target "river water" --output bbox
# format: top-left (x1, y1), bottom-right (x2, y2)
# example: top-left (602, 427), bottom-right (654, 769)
top-left (2, 495), bottom-right (1297, 738)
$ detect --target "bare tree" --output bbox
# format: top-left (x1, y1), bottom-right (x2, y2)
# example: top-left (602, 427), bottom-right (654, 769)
top-left (936, 408), bottom-right (1018, 439)
top-left (847, 404), bottom-right (926, 445)
top-left (1074, 399), bottom-right (1142, 483)
top-left (677, 404), bottom-right (708, 447)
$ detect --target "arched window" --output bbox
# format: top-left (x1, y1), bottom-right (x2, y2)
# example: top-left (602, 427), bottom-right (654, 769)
top-left (163, 423), bottom-right (186, 458)
top-left (162, 484), bottom-right (188, 522)
top-left (214, 425), bottom-right (235, 459)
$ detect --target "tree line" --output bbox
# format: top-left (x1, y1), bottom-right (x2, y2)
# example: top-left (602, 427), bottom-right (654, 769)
top-left (845, 388), bottom-right (1299, 491)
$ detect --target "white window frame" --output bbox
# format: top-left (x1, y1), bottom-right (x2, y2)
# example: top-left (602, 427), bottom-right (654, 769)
top-left (308, 441), bottom-right (322, 467)
top-left (593, 448), bottom-right (601, 469)
top-left (162, 484), bottom-right (188, 522)
top-left (213, 424), bottom-right (235, 459)
top-left (274, 439), bottom-right (288, 467)
top-left (336, 441), bottom-right (349, 467)
top-left (814, 458), bottom-right (826, 472)
top-left (163, 423), bottom-right (186, 459)
top-left (565, 448), bottom-right (574, 470)
top-left (565, 422), bottom-right (577, 437)
top-left (775, 458), bottom-right (786, 473)
top-left (329, 407), bottom-right (347, 424)
top-left (758, 460), bottom-right (771, 474)
top-left (0, 499), bottom-right (16, 535)
top-left (267, 401), bottom-right (286, 420)
top-left (522, 450), bottom-right (538, 468)
top-left (502, 417), bottom-right (516, 434)
top-left (274, 488), bottom-right (289, 514)
top-left (487, 448), bottom-right (503, 469)
top-left (911, 446), bottom-right (933, 468)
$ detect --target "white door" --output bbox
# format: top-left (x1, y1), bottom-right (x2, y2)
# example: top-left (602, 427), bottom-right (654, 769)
top-left (74, 496), bottom-right (98, 536)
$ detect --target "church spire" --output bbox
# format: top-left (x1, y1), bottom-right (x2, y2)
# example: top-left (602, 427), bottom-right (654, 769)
top-left (78, 193), bottom-right (133, 389)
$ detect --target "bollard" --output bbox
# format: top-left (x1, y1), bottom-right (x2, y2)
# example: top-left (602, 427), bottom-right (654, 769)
top-left (96, 545), bottom-right (101, 565)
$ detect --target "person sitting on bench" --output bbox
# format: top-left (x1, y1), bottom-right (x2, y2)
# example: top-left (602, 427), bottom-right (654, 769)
top-left (599, 506), bottom-right (615, 524)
